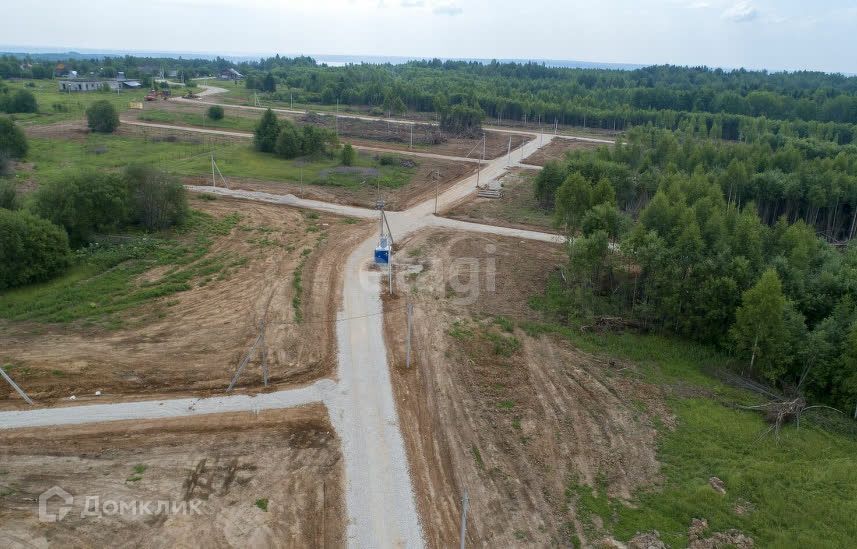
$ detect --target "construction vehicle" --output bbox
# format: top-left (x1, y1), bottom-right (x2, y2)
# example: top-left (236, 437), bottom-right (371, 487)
top-left (144, 89), bottom-right (172, 101)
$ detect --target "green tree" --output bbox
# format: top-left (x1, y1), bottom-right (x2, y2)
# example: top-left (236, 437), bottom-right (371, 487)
top-left (254, 108), bottom-right (280, 153)
top-left (554, 173), bottom-right (592, 231)
top-left (439, 104), bottom-right (483, 137)
top-left (534, 161), bottom-right (565, 209)
top-left (730, 269), bottom-right (790, 379)
top-left (124, 165), bottom-right (188, 230)
top-left (0, 208), bottom-right (70, 289)
top-left (340, 143), bottom-right (356, 166)
top-left (591, 177), bottom-right (616, 206)
top-left (207, 105), bottom-right (224, 120)
top-left (85, 100), bottom-right (119, 133)
top-left (0, 117), bottom-right (28, 158)
top-left (300, 125), bottom-right (336, 156)
top-left (262, 72), bottom-right (277, 93)
top-left (30, 171), bottom-right (130, 246)
top-left (581, 203), bottom-right (625, 241)
top-left (275, 123), bottom-right (302, 159)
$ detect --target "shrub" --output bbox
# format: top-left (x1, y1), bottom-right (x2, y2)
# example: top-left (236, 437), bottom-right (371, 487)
top-left (124, 164), bottom-right (188, 230)
top-left (275, 122), bottom-right (302, 159)
top-left (30, 171), bottom-right (130, 246)
top-left (0, 117), bottom-right (28, 158)
top-left (341, 143), bottom-right (356, 166)
top-left (300, 125), bottom-right (337, 157)
top-left (0, 89), bottom-right (37, 114)
top-left (207, 105), bottom-right (224, 120)
top-left (86, 99), bottom-right (119, 133)
top-left (0, 208), bottom-right (70, 289)
top-left (0, 179), bottom-right (17, 209)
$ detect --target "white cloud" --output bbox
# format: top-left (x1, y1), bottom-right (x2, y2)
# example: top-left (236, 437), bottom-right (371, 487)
top-left (722, 1), bottom-right (758, 22)
top-left (400, 0), bottom-right (425, 7)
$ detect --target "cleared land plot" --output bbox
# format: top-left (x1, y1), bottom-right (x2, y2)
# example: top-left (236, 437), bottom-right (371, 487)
top-left (443, 168), bottom-right (556, 233)
top-left (300, 113), bottom-right (533, 160)
top-left (382, 230), bottom-right (671, 547)
top-left (188, 152), bottom-right (474, 211)
top-left (521, 137), bottom-right (603, 166)
top-left (0, 197), bottom-right (374, 409)
top-left (127, 98), bottom-right (532, 161)
top-left (0, 405), bottom-right (345, 548)
top-left (19, 126), bottom-right (474, 211)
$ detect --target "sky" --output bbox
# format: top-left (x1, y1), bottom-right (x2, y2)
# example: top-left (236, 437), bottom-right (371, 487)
top-left (2, 0), bottom-right (856, 73)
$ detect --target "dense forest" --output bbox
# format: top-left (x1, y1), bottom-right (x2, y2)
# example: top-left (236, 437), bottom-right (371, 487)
top-left (237, 57), bottom-right (857, 145)
top-left (534, 126), bottom-right (857, 411)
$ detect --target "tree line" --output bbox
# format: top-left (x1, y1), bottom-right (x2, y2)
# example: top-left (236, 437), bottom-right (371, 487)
top-left (233, 57), bottom-right (857, 144)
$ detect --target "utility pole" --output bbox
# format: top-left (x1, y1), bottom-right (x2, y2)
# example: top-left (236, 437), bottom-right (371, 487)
top-left (211, 153), bottom-right (217, 188)
top-left (406, 302), bottom-right (413, 368)
top-left (335, 98), bottom-right (339, 137)
top-left (290, 89), bottom-right (293, 109)
top-left (410, 124), bottom-right (413, 149)
top-left (475, 134), bottom-right (485, 187)
top-left (459, 489), bottom-right (469, 549)
top-left (433, 170), bottom-right (440, 214)
top-left (554, 117), bottom-right (558, 135)
top-left (506, 135), bottom-right (512, 166)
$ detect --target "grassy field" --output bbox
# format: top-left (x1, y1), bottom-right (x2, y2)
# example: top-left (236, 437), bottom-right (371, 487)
top-left (137, 108), bottom-right (260, 132)
top-left (3, 80), bottom-right (147, 126)
top-left (22, 134), bottom-right (415, 190)
top-left (515, 316), bottom-right (857, 547)
top-left (0, 209), bottom-right (241, 327)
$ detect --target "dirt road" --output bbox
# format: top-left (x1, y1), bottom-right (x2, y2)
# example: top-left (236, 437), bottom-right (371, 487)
top-left (2, 84), bottom-right (568, 547)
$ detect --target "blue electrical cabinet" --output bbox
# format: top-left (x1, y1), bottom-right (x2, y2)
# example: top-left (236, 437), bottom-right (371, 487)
top-left (375, 236), bottom-right (391, 264)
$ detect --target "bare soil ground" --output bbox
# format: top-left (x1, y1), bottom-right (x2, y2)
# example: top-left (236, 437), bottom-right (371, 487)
top-left (302, 114), bottom-right (533, 160)
top-left (444, 168), bottom-right (558, 233)
top-left (0, 197), bottom-right (374, 409)
top-left (0, 405), bottom-right (345, 548)
top-left (521, 138), bottom-right (603, 166)
top-left (382, 230), bottom-right (673, 547)
top-left (186, 153), bottom-right (475, 211)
